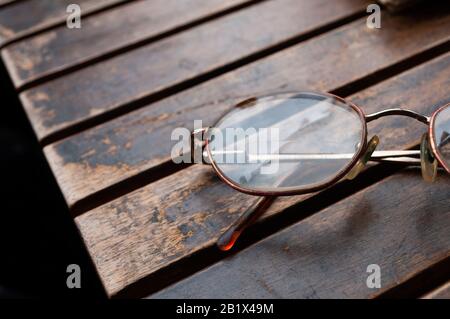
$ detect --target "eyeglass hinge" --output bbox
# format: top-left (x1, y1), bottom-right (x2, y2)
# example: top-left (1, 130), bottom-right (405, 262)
top-left (191, 127), bottom-right (210, 165)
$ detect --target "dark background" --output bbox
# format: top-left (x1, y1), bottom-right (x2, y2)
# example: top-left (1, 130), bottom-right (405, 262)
top-left (0, 59), bottom-right (105, 298)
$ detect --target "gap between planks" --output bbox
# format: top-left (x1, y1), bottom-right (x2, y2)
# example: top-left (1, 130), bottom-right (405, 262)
top-left (147, 171), bottom-right (449, 299)
top-left (0, 0), bottom-right (136, 49)
top-left (74, 52), bottom-right (450, 297)
top-left (68, 41), bottom-right (450, 218)
top-left (32, 8), bottom-right (371, 145)
top-left (4, 0), bottom-right (269, 92)
top-left (113, 162), bottom-right (418, 298)
top-left (0, 0), bottom-right (24, 9)
top-left (42, 5), bottom-right (450, 215)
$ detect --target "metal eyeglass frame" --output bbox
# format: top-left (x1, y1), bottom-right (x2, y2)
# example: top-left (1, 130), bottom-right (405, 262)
top-left (190, 92), bottom-right (450, 251)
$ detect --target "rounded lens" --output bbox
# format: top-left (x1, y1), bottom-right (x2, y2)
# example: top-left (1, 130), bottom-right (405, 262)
top-left (206, 92), bottom-right (366, 193)
top-left (431, 104), bottom-right (450, 172)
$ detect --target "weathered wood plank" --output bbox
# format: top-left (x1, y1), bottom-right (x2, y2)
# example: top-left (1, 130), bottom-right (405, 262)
top-left (74, 52), bottom-right (450, 297)
top-left (21, 0), bottom-right (371, 142)
top-left (423, 281), bottom-right (450, 299)
top-left (150, 171), bottom-right (450, 298)
top-left (0, 0), bottom-right (129, 46)
top-left (1, 0), bottom-right (252, 88)
top-left (378, 0), bottom-right (423, 12)
top-left (0, 0), bottom-right (18, 7)
top-left (45, 8), bottom-right (450, 208)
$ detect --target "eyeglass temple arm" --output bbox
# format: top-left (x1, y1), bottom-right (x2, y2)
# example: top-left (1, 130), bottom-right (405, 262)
top-left (207, 150), bottom-right (423, 165)
top-left (369, 150), bottom-right (421, 165)
top-left (217, 196), bottom-right (275, 251)
top-left (215, 150), bottom-right (423, 251)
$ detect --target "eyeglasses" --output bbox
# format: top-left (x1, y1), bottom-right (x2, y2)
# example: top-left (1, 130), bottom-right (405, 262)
top-left (190, 92), bottom-right (450, 251)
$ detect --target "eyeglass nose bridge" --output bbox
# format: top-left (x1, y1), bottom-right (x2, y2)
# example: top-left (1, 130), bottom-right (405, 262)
top-left (365, 108), bottom-right (430, 124)
top-left (365, 108), bottom-right (440, 182)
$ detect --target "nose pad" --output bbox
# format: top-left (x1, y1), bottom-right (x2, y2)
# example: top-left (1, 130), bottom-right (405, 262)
top-left (346, 135), bottom-right (380, 180)
top-left (420, 133), bottom-right (438, 183)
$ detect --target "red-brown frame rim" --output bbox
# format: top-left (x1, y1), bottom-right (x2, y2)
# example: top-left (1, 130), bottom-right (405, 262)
top-left (429, 102), bottom-right (450, 174)
top-left (205, 91), bottom-right (368, 196)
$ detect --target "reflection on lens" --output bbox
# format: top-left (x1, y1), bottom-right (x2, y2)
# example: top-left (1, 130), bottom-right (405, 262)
top-left (432, 105), bottom-right (450, 172)
top-left (206, 92), bottom-right (365, 193)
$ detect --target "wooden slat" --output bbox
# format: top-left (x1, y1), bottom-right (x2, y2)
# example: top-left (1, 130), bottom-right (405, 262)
top-left (150, 171), bottom-right (450, 298)
top-left (0, 0), bottom-right (128, 46)
top-left (20, 0), bottom-right (371, 142)
top-left (44, 8), bottom-right (450, 208)
top-left (74, 52), bottom-right (450, 297)
top-left (423, 281), bottom-right (450, 299)
top-left (0, 0), bottom-right (18, 7)
top-left (378, 0), bottom-right (423, 12)
top-left (1, 0), bottom-right (252, 88)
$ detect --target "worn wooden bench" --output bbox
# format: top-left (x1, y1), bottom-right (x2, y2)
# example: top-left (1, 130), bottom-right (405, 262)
top-left (1, 0), bottom-right (448, 298)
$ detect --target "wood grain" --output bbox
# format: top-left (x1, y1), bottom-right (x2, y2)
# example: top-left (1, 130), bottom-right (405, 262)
top-left (378, 0), bottom-right (423, 12)
top-left (423, 281), bottom-right (450, 299)
top-left (21, 0), bottom-right (371, 142)
top-left (44, 8), bottom-right (450, 208)
top-left (74, 52), bottom-right (450, 297)
top-left (150, 171), bottom-right (450, 298)
top-left (0, 0), bottom-right (18, 7)
top-left (0, 0), bottom-right (129, 46)
top-left (1, 0), bottom-right (252, 88)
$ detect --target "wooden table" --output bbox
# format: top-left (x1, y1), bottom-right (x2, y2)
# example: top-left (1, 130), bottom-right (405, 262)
top-left (1, 0), bottom-right (449, 299)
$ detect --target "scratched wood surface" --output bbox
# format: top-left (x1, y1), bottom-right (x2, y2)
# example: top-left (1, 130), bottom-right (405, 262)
top-left (16, 0), bottom-right (370, 143)
top-left (150, 172), bottom-right (450, 298)
top-left (44, 8), bottom-right (450, 209)
top-left (0, 0), bottom-right (129, 46)
top-left (2, 0), bottom-right (252, 88)
top-left (0, 0), bottom-right (448, 299)
top-left (74, 53), bottom-right (450, 297)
